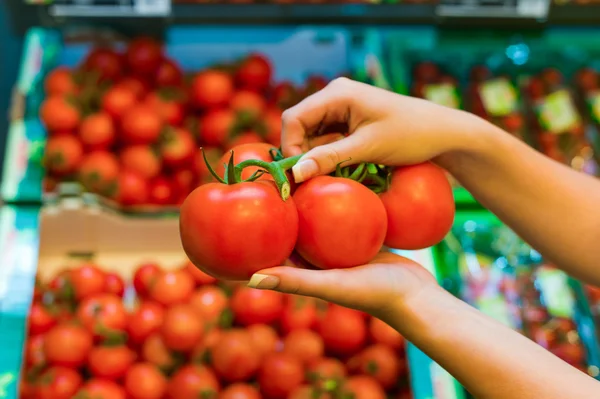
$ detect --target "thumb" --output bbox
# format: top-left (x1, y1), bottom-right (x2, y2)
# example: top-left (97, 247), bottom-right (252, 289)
top-left (291, 133), bottom-right (366, 183)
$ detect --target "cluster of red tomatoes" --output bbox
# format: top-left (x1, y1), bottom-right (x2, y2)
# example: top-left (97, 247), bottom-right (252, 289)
top-left (22, 261), bottom-right (412, 399)
top-left (40, 36), bottom-right (330, 208)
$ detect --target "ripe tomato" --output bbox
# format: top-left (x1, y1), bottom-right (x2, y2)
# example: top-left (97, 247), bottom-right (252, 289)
top-left (263, 107), bottom-right (282, 147)
top-left (288, 385), bottom-right (333, 399)
top-left (28, 301), bottom-right (56, 335)
top-left (318, 305), bottom-right (366, 355)
top-left (115, 170), bottom-right (150, 206)
top-left (236, 54), bottom-right (272, 92)
top-left (25, 334), bottom-right (46, 367)
top-left (44, 323), bottom-right (93, 367)
top-left (41, 96), bottom-right (81, 133)
top-left (215, 142), bottom-right (275, 181)
top-left (121, 145), bottom-right (162, 179)
top-left (413, 61), bottom-right (440, 83)
top-left (280, 296), bottom-right (318, 334)
top-left (149, 177), bottom-right (176, 205)
top-left (247, 323), bottom-right (280, 357)
top-left (79, 112), bottom-right (115, 150)
top-left (78, 151), bottom-right (120, 194)
top-left (199, 108), bottom-right (236, 147)
top-left (173, 168), bottom-right (197, 200)
top-left (191, 70), bottom-right (234, 109)
top-left (36, 366), bottom-right (82, 399)
top-left (133, 262), bottom-right (162, 296)
top-left (369, 317), bottom-right (404, 351)
top-left (88, 345), bottom-right (136, 379)
top-left (180, 181), bottom-right (298, 280)
top-left (183, 260), bottom-right (218, 285)
top-left (44, 135), bottom-right (83, 175)
top-left (125, 363), bottom-right (167, 399)
top-left (77, 293), bottom-right (128, 336)
top-left (189, 286), bottom-right (229, 324)
top-left (341, 376), bottom-right (386, 399)
top-left (128, 301), bottom-right (165, 345)
top-left (82, 47), bottom-right (123, 82)
top-left (271, 81), bottom-right (298, 109)
top-left (160, 127), bottom-right (196, 169)
top-left (231, 287), bottom-right (284, 326)
top-left (161, 304), bottom-right (205, 352)
top-left (116, 76), bottom-right (151, 99)
top-left (155, 57), bottom-right (183, 87)
top-left (191, 327), bottom-right (222, 362)
top-left (226, 130), bottom-right (264, 150)
top-left (380, 163), bottom-right (454, 250)
top-left (126, 37), bottom-right (163, 77)
top-left (104, 272), bottom-right (125, 297)
top-left (45, 67), bottom-right (77, 96)
top-left (283, 329), bottom-right (324, 365)
top-left (347, 344), bottom-right (403, 389)
top-left (230, 90), bottom-right (266, 118)
top-left (69, 263), bottom-right (107, 301)
top-left (306, 357), bottom-right (346, 384)
top-left (121, 104), bottom-right (163, 145)
top-left (211, 329), bottom-right (261, 382)
top-left (219, 383), bottom-right (261, 399)
top-left (258, 352), bottom-right (304, 399)
top-left (168, 364), bottom-right (221, 399)
top-left (294, 176), bottom-right (387, 269)
top-left (142, 333), bottom-right (180, 372)
top-left (102, 86), bottom-right (137, 120)
top-left (195, 147), bottom-right (225, 184)
top-left (149, 269), bottom-right (195, 306)
top-left (303, 75), bottom-right (328, 97)
top-left (146, 92), bottom-right (185, 126)
top-left (75, 379), bottom-right (126, 399)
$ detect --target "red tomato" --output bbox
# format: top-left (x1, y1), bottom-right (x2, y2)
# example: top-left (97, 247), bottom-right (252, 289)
top-left (247, 323), bottom-right (280, 357)
top-left (161, 304), bottom-right (205, 352)
top-left (211, 329), bottom-right (261, 382)
top-left (189, 286), bottom-right (229, 324)
top-left (318, 305), bottom-right (366, 355)
top-left (126, 37), bottom-right (163, 77)
top-left (215, 142), bottom-right (275, 181)
top-left (44, 135), bottom-right (83, 175)
top-left (133, 262), bottom-right (162, 297)
top-left (104, 272), bottom-right (125, 297)
top-left (83, 47), bottom-right (123, 82)
top-left (413, 61), bottom-right (440, 82)
top-left (347, 344), bottom-right (403, 389)
top-left (149, 269), bottom-right (195, 306)
top-left (115, 170), bottom-right (150, 206)
top-left (149, 177), bottom-right (177, 205)
top-left (271, 81), bottom-right (298, 109)
top-left (116, 76), bottom-right (151, 99)
top-left (219, 383), bottom-right (261, 399)
top-left (303, 75), bottom-right (328, 97)
top-left (44, 323), bottom-right (93, 367)
top-left (195, 147), bottom-right (225, 184)
top-left (199, 108), bottom-right (236, 147)
top-left (230, 90), bottom-right (266, 118)
top-left (288, 385), bottom-right (333, 399)
top-left (168, 364), bottom-right (221, 399)
top-left (69, 263), bottom-right (107, 301)
top-left (121, 104), bottom-right (163, 145)
top-left (155, 57), bottom-right (183, 87)
top-left (380, 163), bottom-right (454, 250)
top-left (173, 168), bottom-right (197, 200)
top-left (280, 296), bottom-right (318, 334)
top-left (125, 363), bottom-right (168, 399)
top-left (369, 317), bottom-right (404, 351)
top-left (294, 176), bottom-right (387, 269)
top-left (236, 54), bottom-right (272, 92)
top-left (231, 287), bottom-right (284, 326)
top-left (35, 366), bottom-right (82, 399)
top-left (120, 145), bottom-right (162, 179)
top-left (76, 379), bottom-right (126, 399)
top-left (25, 333), bottom-right (46, 367)
top-left (227, 130), bottom-right (264, 149)
top-left (191, 327), bottom-right (222, 362)
top-left (79, 112), bottom-right (115, 150)
top-left (183, 260), bottom-right (218, 285)
top-left (78, 151), bottom-right (120, 194)
top-left (146, 92), bottom-right (186, 126)
top-left (102, 86), bottom-right (137, 120)
top-left (576, 68), bottom-right (598, 92)
top-left (341, 376), bottom-right (386, 399)
top-left (160, 127), bottom-right (196, 169)
top-left (191, 70), bottom-right (235, 109)
top-left (128, 301), bottom-right (165, 345)
top-left (28, 301), bottom-right (56, 335)
top-left (258, 352), bottom-right (304, 399)
top-left (88, 345), bottom-right (136, 379)
top-left (263, 107), bottom-right (282, 147)
top-left (283, 329), bottom-right (324, 365)
top-left (306, 357), bottom-right (346, 383)
top-left (180, 180), bottom-right (298, 280)
top-left (40, 96), bottom-right (81, 132)
top-left (77, 293), bottom-right (128, 336)
top-left (45, 67), bottom-right (77, 96)
top-left (142, 333), bottom-right (180, 372)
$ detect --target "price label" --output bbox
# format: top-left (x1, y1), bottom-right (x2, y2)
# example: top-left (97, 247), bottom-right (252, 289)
top-left (588, 91), bottom-right (600, 124)
top-left (424, 84), bottom-right (460, 109)
top-left (537, 90), bottom-right (581, 134)
top-left (479, 78), bottom-right (518, 117)
top-left (536, 267), bottom-right (575, 319)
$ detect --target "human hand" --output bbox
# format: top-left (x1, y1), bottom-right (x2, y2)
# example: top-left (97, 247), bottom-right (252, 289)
top-left (247, 252), bottom-right (439, 322)
top-left (282, 77), bottom-right (487, 182)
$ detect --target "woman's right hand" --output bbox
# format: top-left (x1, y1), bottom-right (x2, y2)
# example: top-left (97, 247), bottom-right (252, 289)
top-left (282, 77), bottom-right (491, 182)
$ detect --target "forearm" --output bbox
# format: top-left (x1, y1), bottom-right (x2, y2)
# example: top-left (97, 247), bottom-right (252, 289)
top-left (388, 286), bottom-right (600, 399)
top-left (439, 114), bottom-right (600, 286)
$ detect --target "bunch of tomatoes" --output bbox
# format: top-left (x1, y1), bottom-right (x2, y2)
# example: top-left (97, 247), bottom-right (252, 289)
top-left (40, 36), bottom-right (329, 208)
top-left (22, 260), bottom-right (412, 399)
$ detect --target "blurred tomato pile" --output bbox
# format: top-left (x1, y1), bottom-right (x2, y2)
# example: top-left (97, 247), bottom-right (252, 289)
top-left (40, 36), bottom-right (330, 208)
top-left (22, 260), bottom-right (412, 399)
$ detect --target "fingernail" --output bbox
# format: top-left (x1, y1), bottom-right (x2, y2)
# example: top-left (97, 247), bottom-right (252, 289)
top-left (292, 159), bottom-right (318, 183)
top-left (247, 274), bottom-right (280, 290)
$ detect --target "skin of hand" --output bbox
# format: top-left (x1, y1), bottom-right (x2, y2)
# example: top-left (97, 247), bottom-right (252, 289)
top-left (245, 77), bottom-right (600, 398)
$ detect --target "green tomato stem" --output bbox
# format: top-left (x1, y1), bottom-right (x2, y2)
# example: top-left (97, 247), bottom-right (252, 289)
top-left (234, 154), bottom-right (302, 201)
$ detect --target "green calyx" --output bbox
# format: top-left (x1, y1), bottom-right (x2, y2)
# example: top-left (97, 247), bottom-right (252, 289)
top-left (334, 161), bottom-right (390, 194)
